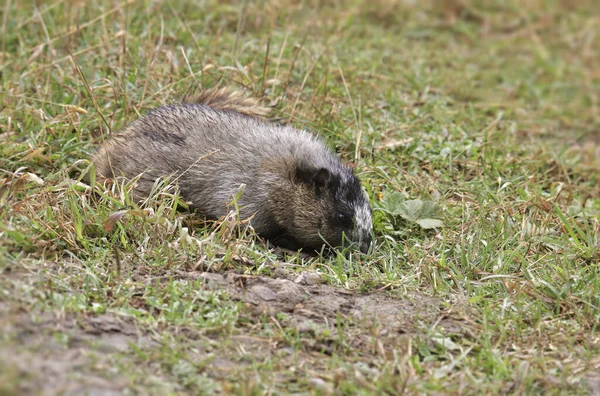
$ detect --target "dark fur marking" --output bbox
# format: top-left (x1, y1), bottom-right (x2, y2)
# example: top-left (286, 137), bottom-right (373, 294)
top-left (140, 128), bottom-right (186, 147)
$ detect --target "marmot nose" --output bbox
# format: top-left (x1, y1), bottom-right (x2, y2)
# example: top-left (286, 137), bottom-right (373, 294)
top-left (359, 235), bottom-right (372, 254)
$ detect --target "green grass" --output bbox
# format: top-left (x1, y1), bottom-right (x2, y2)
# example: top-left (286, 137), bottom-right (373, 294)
top-left (1, 0), bottom-right (599, 394)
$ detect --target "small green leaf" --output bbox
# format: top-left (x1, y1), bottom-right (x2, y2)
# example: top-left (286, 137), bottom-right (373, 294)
top-left (381, 191), bottom-right (405, 215)
top-left (416, 218), bottom-right (444, 229)
top-left (382, 194), bottom-right (444, 229)
top-left (398, 199), bottom-right (442, 221)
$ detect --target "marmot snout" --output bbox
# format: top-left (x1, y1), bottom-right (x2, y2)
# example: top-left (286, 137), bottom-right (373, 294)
top-left (92, 88), bottom-right (373, 253)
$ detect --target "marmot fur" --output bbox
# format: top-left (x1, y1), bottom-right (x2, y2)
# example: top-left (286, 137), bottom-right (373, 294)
top-left (92, 88), bottom-right (373, 253)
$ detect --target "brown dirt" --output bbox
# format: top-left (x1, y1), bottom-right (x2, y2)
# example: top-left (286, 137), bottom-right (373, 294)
top-left (1, 309), bottom-right (149, 395)
top-left (0, 268), bottom-right (472, 394)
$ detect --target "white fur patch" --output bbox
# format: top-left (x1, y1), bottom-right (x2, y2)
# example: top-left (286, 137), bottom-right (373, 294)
top-left (354, 197), bottom-right (372, 240)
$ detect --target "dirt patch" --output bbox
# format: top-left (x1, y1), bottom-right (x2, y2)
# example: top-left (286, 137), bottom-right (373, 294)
top-left (213, 270), bottom-right (441, 334)
top-left (0, 308), bottom-right (160, 395)
top-left (192, 268), bottom-right (470, 361)
top-left (1, 268), bottom-right (471, 393)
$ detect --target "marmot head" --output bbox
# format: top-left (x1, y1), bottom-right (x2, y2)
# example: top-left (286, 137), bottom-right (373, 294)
top-left (289, 163), bottom-right (373, 254)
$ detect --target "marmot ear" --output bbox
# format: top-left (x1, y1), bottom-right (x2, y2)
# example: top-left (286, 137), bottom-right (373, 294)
top-left (313, 168), bottom-right (331, 188)
top-left (295, 165), bottom-right (331, 189)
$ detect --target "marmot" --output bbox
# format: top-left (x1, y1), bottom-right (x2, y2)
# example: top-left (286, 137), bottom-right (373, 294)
top-left (92, 88), bottom-right (373, 253)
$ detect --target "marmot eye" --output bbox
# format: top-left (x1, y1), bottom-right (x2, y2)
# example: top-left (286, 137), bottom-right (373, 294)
top-left (337, 213), bottom-right (352, 225)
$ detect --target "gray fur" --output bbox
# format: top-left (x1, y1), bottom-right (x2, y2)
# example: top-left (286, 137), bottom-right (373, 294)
top-left (93, 96), bottom-right (373, 253)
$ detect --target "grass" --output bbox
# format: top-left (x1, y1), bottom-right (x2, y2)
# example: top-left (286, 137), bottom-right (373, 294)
top-left (1, 0), bottom-right (599, 394)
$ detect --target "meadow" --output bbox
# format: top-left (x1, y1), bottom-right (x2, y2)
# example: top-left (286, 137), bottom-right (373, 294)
top-left (1, 0), bottom-right (599, 393)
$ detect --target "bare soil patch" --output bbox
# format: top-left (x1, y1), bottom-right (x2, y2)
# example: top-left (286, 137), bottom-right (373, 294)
top-left (1, 267), bottom-right (470, 393)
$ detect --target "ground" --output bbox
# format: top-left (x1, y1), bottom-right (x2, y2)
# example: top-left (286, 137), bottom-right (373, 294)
top-left (1, 0), bottom-right (599, 394)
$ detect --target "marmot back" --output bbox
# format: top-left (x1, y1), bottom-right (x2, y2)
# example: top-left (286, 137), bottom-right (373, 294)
top-left (92, 88), bottom-right (373, 253)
